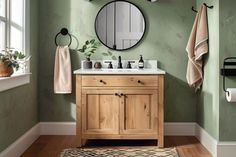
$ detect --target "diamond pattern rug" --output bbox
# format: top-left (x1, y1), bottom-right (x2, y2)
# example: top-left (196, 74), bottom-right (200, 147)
top-left (60, 147), bottom-right (179, 157)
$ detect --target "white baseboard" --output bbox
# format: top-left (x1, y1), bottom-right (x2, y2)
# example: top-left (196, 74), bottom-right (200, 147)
top-left (0, 124), bottom-right (40, 157)
top-left (40, 122), bottom-right (76, 135)
top-left (1, 122), bottom-right (236, 157)
top-left (217, 142), bottom-right (236, 157)
top-left (195, 124), bottom-right (217, 157)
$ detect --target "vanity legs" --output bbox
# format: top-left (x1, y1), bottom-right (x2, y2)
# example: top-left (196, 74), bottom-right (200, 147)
top-left (76, 75), bottom-right (82, 147)
top-left (158, 75), bottom-right (164, 148)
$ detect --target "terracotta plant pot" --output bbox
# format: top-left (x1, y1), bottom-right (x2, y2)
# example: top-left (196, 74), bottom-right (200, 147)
top-left (0, 61), bottom-right (14, 77)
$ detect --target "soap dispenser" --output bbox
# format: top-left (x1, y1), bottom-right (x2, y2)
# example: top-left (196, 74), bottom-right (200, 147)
top-left (138, 55), bottom-right (144, 69)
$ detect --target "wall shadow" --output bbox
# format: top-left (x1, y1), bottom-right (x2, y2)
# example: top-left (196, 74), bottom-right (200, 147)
top-left (164, 73), bottom-right (197, 122)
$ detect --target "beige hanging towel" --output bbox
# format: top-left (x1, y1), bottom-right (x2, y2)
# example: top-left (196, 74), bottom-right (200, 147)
top-left (186, 5), bottom-right (209, 89)
top-left (54, 46), bottom-right (72, 94)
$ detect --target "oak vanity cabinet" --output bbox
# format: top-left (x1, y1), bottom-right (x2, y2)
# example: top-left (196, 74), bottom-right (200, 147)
top-left (76, 75), bottom-right (164, 147)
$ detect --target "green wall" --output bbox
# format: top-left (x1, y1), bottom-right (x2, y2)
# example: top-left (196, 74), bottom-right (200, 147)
top-left (219, 0), bottom-right (236, 141)
top-left (2, 0), bottom-right (236, 153)
top-left (196, 0), bottom-right (220, 139)
top-left (0, 0), bottom-right (39, 152)
top-left (196, 0), bottom-right (236, 141)
top-left (38, 0), bottom-right (197, 122)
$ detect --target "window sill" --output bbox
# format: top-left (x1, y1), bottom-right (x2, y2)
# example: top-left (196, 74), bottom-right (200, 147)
top-left (0, 73), bottom-right (31, 92)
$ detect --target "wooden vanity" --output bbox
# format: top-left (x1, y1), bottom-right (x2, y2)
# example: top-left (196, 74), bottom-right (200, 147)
top-left (75, 70), bottom-right (165, 147)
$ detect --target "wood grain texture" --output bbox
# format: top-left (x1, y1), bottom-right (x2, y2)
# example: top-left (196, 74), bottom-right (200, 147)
top-left (76, 75), bottom-right (82, 147)
top-left (77, 75), bottom-right (164, 148)
top-left (21, 136), bottom-right (213, 157)
top-left (158, 75), bottom-right (164, 148)
top-left (121, 90), bottom-right (158, 135)
top-left (82, 90), bottom-right (120, 135)
top-left (82, 75), bottom-right (158, 87)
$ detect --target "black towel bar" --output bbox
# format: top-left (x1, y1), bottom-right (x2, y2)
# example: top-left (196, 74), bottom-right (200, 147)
top-left (55, 28), bottom-right (72, 46)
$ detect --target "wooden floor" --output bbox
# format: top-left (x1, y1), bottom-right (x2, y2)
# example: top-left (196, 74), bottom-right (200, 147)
top-left (21, 136), bottom-right (212, 157)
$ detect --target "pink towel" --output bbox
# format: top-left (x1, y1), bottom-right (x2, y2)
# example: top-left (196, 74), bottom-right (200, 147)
top-left (186, 5), bottom-right (209, 89)
top-left (54, 46), bottom-right (72, 94)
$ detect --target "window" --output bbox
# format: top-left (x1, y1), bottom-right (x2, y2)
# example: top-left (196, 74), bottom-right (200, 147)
top-left (0, 0), bottom-right (28, 64)
top-left (1, 0), bottom-right (26, 50)
top-left (0, 0), bottom-right (30, 91)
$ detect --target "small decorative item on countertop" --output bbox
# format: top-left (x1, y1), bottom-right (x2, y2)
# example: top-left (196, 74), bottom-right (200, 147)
top-left (83, 58), bottom-right (93, 69)
top-left (77, 39), bottom-right (101, 69)
top-left (0, 48), bottom-right (30, 77)
top-left (94, 62), bottom-right (102, 69)
top-left (138, 55), bottom-right (144, 69)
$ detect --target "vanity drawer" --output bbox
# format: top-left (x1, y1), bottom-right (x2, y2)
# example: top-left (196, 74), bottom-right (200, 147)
top-left (82, 75), bottom-right (158, 87)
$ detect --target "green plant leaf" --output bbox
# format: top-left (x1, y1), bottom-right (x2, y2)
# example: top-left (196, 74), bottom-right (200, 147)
top-left (102, 53), bottom-right (109, 56)
top-left (108, 51), bottom-right (112, 56)
top-left (112, 56), bottom-right (117, 60)
top-left (82, 45), bottom-right (87, 50)
top-left (85, 40), bottom-right (90, 45)
top-left (90, 39), bottom-right (95, 44)
top-left (78, 49), bottom-right (84, 52)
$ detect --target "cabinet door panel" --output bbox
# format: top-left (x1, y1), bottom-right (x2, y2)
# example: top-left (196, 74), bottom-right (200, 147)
top-left (87, 95), bottom-right (100, 129)
top-left (99, 95), bottom-right (119, 130)
top-left (125, 95), bottom-right (151, 130)
top-left (121, 90), bottom-right (158, 135)
top-left (82, 90), bottom-right (120, 135)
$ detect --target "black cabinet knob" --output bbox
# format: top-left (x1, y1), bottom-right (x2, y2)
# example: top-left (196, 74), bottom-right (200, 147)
top-left (115, 93), bottom-right (119, 96)
top-left (99, 80), bottom-right (106, 84)
top-left (120, 93), bottom-right (124, 96)
top-left (138, 80), bottom-right (141, 83)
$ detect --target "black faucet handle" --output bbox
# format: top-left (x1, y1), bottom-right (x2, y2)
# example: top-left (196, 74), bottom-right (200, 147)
top-left (104, 61), bottom-right (113, 69)
top-left (126, 61), bottom-right (135, 69)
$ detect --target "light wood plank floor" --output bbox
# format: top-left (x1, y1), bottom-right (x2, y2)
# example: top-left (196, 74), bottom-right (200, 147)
top-left (21, 136), bottom-right (212, 157)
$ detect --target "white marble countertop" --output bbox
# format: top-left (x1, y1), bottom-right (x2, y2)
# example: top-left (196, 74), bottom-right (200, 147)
top-left (74, 68), bottom-right (166, 75)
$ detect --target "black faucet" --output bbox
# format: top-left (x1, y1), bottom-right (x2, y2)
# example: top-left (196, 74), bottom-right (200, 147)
top-left (117, 56), bottom-right (123, 69)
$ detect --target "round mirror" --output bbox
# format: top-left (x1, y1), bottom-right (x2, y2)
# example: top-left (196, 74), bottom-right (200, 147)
top-left (95, 1), bottom-right (146, 51)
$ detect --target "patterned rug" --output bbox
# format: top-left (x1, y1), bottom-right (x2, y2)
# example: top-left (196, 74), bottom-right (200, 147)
top-left (60, 147), bottom-right (179, 157)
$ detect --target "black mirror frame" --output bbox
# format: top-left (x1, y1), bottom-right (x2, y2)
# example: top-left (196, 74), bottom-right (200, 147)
top-left (94, 0), bottom-right (146, 51)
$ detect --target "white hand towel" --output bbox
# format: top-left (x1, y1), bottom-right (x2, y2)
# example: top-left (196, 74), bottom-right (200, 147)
top-left (54, 46), bottom-right (72, 94)
top-left (186, 5), bottom-right (209, 89)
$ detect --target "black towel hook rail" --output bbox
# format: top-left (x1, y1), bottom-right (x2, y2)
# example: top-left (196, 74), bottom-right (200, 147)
top-left (55, 28), bottom-right (72, 46)
top-left (192, 3), bottom-right (214, 13)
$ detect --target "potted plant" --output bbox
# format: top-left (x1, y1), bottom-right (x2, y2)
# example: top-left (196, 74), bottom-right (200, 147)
top-left (77, 39), bottom-right (101, 69)
top-left (0, 48), bottom-right (30, 77)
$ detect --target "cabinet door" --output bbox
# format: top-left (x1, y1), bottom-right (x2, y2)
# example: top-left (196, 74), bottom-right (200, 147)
top-left (120, 90), bottom-right (158, 135)
top-left (82, 89), bottom-right (120, 135)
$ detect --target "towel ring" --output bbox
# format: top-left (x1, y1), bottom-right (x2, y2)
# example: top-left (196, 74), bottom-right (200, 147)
top-left (55, 28), bottom-right (72, 46)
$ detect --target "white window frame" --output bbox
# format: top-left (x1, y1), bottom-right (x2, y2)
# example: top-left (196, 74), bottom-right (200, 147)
top-left (0, 0), bottom-right (31, 92)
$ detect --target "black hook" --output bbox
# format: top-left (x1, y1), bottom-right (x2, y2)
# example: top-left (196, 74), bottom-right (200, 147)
top-left (203, 3), bottom-right (214, 9)
top-left (192, 3), bottom-right (214, 13)
top-left (192, 6), bottom-right (198, 13)
top-left (55, 28), bottom-right (72, 46)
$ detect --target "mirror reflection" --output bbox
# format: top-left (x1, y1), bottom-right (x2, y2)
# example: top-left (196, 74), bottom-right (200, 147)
top-left (95, 1), bottom-right (146, 51)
